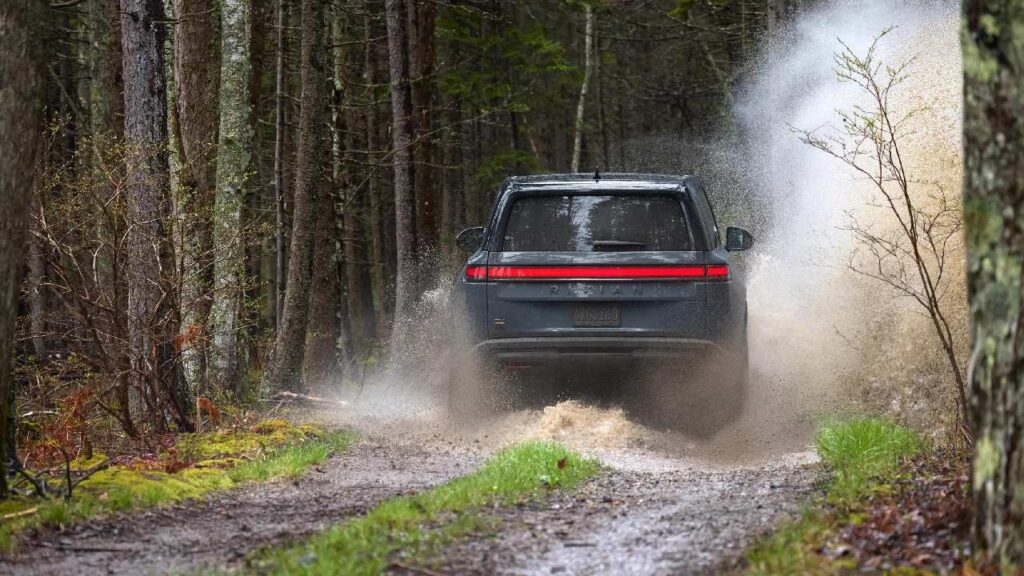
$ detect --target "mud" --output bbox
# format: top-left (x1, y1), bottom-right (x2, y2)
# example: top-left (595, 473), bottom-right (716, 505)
top-left (431, 457), bottom-right (817, 576)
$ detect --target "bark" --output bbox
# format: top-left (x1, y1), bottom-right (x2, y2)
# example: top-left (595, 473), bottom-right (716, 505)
top-left (120, 0), bottom-right (193, 432)
top-left (262, 0), bottom-right (325, 392)
top-left (172, 0), bottom-right (220, 395)
top-left (0, 0), bottom-right (44, 498)
top-left (385, 0), bottom-right (418, 356)
top-left (303, 180), bottom-right (340, 388)
top-left (963, 0), bottom-right (1024, 567)
top-left (571, 4), bottom-right (593, 174)
top-left (407, 0), bottom-right (437, 250)
top-left (365, 12), bottom-right (388, 339)
top-left (209, 0), bottom-right (253, 394)
top-left (273, 0), bottom-right (289, 327)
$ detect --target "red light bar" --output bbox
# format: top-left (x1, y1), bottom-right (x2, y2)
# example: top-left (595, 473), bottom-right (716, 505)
top-left (465, 265), bottom-right (488, 280)
top-left (465, 264), bottom-right (729, 281)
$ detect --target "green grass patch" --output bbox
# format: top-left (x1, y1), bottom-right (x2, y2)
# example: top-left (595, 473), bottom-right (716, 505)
top-left (0, 424), bottom-right (355, 553)
top-left (744, 417), bottom-right (925, 576)
top-left (250, 441), bottom-right (600, 575)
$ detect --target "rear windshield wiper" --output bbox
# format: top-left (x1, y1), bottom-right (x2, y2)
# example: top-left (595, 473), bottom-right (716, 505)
top-left (592, 239), bottom-right (647, 251)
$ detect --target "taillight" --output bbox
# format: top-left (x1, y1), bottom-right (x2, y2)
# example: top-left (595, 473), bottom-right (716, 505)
top-left (464, 265), bottom-right (729, 281)
top-left (706, 265), bottom-right (730, 280)
top-left (465, 265), bottom-right (488, 281)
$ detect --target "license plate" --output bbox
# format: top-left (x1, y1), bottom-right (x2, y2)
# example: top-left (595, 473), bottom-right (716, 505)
top-left (574, 303), bottom-right (621, 327)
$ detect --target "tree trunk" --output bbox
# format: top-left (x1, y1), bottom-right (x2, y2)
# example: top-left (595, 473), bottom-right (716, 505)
top-left (172, 0), bottom-right (220, 396)
top-left (303, 179), bottom-right (340, 388)
top-left (385, 0), bottom-right (417, 357)
top-left (407, 0), bottom-right (437, 251)
top-left (571, 4), bottom-right (593, 174)
top-left (364, 12), bottom-right (388, 340)
top-left (273, 0), bottom-right (289, 328)
top-left (0, 0), bottom-right (44, 498)
top-left (262, 0), bottom-right (325, 392)
top-left (120, 0), bottom-right (193, 432)
top-left (209, 0), bottom-right (253, 394)
top-left (963, 0), bottom-right (1024, 567)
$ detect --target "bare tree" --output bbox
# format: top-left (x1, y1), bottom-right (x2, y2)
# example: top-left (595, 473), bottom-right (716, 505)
top-left (796, 31), bottom-right (967, 433)
top-left (262, 0), bottom-right (326, 392)
top-left (963, 0), bottom-right (1024, 566)
top-left (0, 0), bottom-right (44, 498)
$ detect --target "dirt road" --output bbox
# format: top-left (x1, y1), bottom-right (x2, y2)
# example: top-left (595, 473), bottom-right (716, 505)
top-left (1, 393), bottom-right (819, 576)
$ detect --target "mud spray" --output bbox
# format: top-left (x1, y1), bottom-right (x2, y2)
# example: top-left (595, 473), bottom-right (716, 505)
top-left (327, 0), bottom-right (964, 465)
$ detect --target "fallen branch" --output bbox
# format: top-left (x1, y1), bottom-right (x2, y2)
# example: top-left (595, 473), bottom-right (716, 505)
top-left (1, 506), bottom-right (39, 521)
top-left (267, 391), bottom-right (349, 407)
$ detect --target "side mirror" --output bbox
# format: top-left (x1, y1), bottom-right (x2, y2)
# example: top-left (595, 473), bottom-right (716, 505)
top-left (725, 227), bottom-right (753, 252)
top-left (456, 227), bottom-right (485, 252)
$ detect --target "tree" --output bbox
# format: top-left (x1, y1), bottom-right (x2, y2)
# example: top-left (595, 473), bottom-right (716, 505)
top-left (963, 0), bottom-right (1024, 567)
top-left (120, 0), bottom-right (193, 431)
top-left (172, 0), bottom-right (220, 395)
top-left (386, 0), bottom-right (418, 356)
top-left (209, 0), bottom-right (253, 394)
top-left (571, 3), bottom-right (594, 173)
top-left (797, 32), bottom-right (967, 434)
top-left (261, 0), bottom-right (325, 392)
top-left (0, 0), bottom-right (44, 498)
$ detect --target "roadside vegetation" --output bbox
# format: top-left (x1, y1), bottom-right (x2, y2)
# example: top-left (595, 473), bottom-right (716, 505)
top-left (744, 417), bottom-right (973, 575)
top-left (0, 419), bottom-right (354, 552)
top-left (247, 441), bottom-right (599, 575)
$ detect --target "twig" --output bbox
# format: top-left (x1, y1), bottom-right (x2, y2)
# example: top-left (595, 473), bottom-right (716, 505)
top-left (1, 507), bottom-right (39, 521)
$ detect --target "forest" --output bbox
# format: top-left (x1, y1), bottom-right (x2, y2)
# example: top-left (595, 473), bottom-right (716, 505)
top-left (1, 0), bottom-right (1024, 573)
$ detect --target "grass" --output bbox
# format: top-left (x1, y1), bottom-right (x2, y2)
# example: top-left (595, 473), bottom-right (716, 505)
top-left (0, 423), bottom-right (356, 553)
top-left (744, 417), bottom-right (926, 576)
top-left (249, 441), bottom-right (601, 575)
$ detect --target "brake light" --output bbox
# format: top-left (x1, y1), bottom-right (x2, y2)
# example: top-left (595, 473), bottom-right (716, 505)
top-left (464, 265), bottom-right (730, 281)
top-left (465, 265), bottom-right (488, 281)
top-left (707, 265), bottom-right (730, 279)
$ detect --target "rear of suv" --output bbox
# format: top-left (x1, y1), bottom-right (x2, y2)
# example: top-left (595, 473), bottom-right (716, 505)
top-left (450, 173), bottom-right (753, 427)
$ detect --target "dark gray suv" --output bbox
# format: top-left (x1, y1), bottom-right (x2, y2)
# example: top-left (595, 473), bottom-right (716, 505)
top-left (450, 173), bottom-right (753, 426)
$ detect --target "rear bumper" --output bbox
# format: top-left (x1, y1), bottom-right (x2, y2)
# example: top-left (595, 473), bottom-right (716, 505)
top-left (473, 336), bottom-right (724, 364)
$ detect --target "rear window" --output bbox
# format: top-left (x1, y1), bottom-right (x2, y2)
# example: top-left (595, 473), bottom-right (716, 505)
top-left (501, 194), bottom-right (692, 252)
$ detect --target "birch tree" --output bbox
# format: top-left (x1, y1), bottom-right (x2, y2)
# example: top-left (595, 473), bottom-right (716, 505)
top-left (571, 3), bottom-right (594, 173)
top-left (210, 0), bottom-right (253, 394)
top-left (963, 0), bottom-right (1024, 567)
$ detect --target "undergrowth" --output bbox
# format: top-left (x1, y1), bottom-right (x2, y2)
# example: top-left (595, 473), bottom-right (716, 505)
top-left (0, 422), bottom-right (355, 552)
top-left (745, 417), bottom-right (927, 576)
top-left (249, 441), bottom-right (600, 575)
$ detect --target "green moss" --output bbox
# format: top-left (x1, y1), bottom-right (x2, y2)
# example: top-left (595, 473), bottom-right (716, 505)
top-left (0, 426), bottom-right (355, 553)
top-left (251, 441), bottom-right (600, 575)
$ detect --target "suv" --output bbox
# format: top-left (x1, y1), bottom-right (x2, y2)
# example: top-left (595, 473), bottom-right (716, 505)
top-left (450, 173), bottom-right (753, 426)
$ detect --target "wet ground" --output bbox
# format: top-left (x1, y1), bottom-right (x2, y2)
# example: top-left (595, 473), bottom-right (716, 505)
top-left (1, 369), bottom-right (824, 575)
